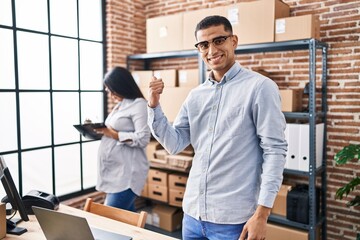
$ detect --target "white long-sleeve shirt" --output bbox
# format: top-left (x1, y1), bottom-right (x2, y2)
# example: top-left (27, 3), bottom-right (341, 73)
top-left (148, 62), bottom-right (287, 224)
top-left (97, 98), bottom-right (151, 196)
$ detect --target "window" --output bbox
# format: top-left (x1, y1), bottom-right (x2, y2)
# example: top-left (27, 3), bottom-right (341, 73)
top-left (0, 0), bottom-right (105, 200)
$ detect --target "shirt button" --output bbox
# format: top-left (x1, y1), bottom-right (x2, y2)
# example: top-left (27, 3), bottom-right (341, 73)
top-left (212, 106), bottom-right (217, 111)
top-left (217, 86), bottom-right (221, 90)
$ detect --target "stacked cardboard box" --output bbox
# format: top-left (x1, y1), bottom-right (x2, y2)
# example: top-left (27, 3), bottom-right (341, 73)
top-left (178, 69), bottom-right (199, 88)
top-left (226, 0), bottom-right (290, 45)
top-left (153, 70), bottom-right (178, 87)
top-left (166, 155), bottom-right (193, 169)
top-left (147, 0), bottom-right (295, 52)
top-left (147, 169), bottom-right (171, 203)
top-left (140, 180), bottom-right (148, 198)
top-left (133, 68), bottom-right (197, 122)
top-left (275, 14), bottom-right (320, 42)
top-left (146, 13), bottom-right (183, 53)
top-left (168, 173), bottom-right (188, 207)
top-left (131, 70), bottom-right (153, 87)
top-left (182, 7), bottom-right (226, 50)
top-left (271, 184), bottom-right (293, 216)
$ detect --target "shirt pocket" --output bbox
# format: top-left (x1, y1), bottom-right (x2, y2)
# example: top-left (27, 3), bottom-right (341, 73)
top-left (222, 106), bottom-right (245, 137)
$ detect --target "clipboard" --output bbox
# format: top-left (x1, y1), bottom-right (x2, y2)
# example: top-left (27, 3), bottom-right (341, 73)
top-left (73, 123), bottom-right (106, 140)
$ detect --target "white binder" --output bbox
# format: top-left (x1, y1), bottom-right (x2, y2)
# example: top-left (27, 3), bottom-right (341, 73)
top-left (285, 123), bottom-right (300, 170)
top-left (298, 123), bottom-right (324, 172)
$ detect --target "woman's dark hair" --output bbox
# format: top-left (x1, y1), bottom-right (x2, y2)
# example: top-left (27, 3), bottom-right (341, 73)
top-left (194, 15), bottom-right (233, 39)
top-left (104, 66), bottom-right (144, 99)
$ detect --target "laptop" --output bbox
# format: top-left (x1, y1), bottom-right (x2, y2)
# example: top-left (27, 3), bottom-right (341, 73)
top-left (32, 206), bottom-right (132, 240)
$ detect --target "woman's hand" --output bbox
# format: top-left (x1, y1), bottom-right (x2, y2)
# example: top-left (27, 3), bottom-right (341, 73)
top-left (94, 127), bottom-right (119, 140)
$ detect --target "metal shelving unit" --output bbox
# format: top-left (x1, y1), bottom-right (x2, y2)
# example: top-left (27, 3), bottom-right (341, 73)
top-left (127, 38), bottom-right (328, 240)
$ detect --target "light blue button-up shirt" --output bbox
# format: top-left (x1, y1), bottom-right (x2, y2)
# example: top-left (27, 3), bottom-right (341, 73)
top-left (148, 62), bottom-right (287, 224)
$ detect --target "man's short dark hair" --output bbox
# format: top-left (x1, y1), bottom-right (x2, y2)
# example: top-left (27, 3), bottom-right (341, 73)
top-left (195, 15), bottom-right (233, 39)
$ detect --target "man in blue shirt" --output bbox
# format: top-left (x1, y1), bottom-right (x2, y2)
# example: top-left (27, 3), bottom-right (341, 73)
top-left (148, 15), bottom-right (287, 240)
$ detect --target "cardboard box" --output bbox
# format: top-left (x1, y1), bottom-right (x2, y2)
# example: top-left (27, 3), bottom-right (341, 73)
top-left (153, 69), bottom-right (178, 87)
top-left (168, 173), bottom-right (188, 190)
top-left (152, 204), bottom-right (183, 232)
top-left (166, 155), bottom-right (193, 169)
top-left (178, 69), bottom-right (200, 87)
top-left (146, 14), bottom-right (183, 53)
top-left (160, 87), bottom-right (192, 122)
top-left (226, 0), bottom-right (290, 45)
top-left (154, 149), bottom-right (169, 160)
top-left (267, 223), bottom-right (307, 240)
top-left (131, 70), bottom-right (153, 87)
top-left (275, 14), bottom-right (320, 42)
top-left (279, 89), bottom-right (303, 112)
top-left (271, 184), bottom-right (292, 216)
top-left (143, 87), bottom-right (194, 123)
top-left (140, 182), bottom-right (149, 198)
top-left (148, 169), bottom-right (168, 186)
top-left (181, 145), bottom-right (195, 157)
top-left (169, 189), bottom-right (184, 207)
top-left (266, 223), bottom-right (320, 240)
top-left (146, 141), bottom-right (162, 160)
top-left (148, 184), bottom-right (168, 202)
top-left (0, 203), bottom-right (5, 239)
top-left (182, 6), bottom-right (226, 50)
top-left (139, 87), bottom-right (148, 100)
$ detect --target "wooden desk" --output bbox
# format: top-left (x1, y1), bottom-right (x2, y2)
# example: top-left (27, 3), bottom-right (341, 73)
top-left (4, 204), bottom-right (178, 240)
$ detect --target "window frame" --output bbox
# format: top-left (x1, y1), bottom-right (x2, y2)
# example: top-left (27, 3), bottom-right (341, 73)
top-left (0, 0), bottom-right (107, 201)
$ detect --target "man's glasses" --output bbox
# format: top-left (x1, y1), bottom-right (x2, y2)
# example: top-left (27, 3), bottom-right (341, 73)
top-left (195, 35), bottom-right (233, 52)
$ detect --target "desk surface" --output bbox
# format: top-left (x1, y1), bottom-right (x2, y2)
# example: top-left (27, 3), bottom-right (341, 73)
top-left (4, 204), bottom-right (178, 240)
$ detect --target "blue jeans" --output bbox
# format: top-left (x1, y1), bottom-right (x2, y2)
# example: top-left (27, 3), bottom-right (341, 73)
top-left (182, 214), bottom-right (245, 240)
top-left (104, 188), bottom-right (137, 212)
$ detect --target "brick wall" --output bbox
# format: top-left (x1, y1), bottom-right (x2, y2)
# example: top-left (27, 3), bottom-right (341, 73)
top-left (106, 0), bottom-right (360, 239)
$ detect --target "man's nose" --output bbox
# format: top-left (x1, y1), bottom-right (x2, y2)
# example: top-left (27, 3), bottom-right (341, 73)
top-left (208, 42), bottom-right (219, 54)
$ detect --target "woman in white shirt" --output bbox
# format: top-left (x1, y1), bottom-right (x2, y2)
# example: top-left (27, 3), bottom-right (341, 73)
top-left (95, 66), bottom-right (151, 211)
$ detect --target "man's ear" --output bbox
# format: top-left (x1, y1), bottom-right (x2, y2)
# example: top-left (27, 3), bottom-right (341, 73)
top-left (232, 34), bottom-right (238, 48)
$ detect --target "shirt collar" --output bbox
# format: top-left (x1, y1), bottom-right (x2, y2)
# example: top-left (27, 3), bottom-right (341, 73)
top-left (205, 62), bottom-right (242, 85)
